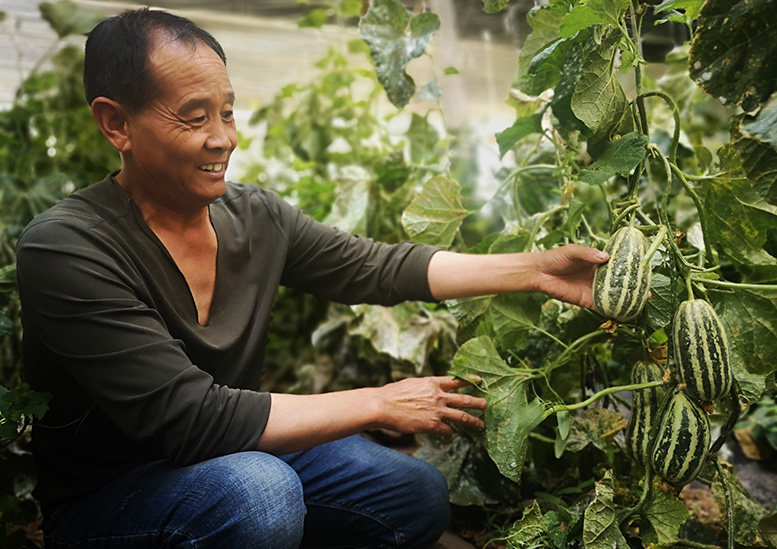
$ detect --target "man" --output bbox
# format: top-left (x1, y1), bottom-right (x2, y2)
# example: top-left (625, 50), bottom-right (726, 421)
top-left (16, 8), bottom-right (609, 548)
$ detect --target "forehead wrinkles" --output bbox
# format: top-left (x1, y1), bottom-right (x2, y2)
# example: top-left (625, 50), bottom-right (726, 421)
top-left (147, 34), bottom-right (231, 105)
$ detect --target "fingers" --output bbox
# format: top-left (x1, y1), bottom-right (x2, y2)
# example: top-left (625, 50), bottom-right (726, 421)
top-left (432, 376), bottom-right (487, 432)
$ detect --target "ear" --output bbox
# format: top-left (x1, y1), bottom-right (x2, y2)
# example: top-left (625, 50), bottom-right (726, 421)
top-left (90, 97), bottom-right (133, 153)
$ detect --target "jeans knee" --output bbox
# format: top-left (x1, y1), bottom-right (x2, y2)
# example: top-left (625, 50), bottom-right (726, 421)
top-left (179, 452), bottom-right (306, 548)
top-left (402, 459), bottom-right (450, 547)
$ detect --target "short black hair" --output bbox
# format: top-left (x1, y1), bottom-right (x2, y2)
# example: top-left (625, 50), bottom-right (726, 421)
top-left (83, 8), bottom-right (227, 114)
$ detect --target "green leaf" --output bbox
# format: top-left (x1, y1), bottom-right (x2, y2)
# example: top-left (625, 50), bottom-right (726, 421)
top-left (445, 295), bottom-right (493, 344)
top-left (443, 66), bottom-right (459, 75)
top-left (571, 31), bottom-right (628, 135)
top-left (482, 0), bottom-right (511, 14)
top-left (700, 171), bottom-right (777, 282)
top-left (561, 0), bottom-right (630, 36)
top-left (646, 272), bottom-right (678, 333)
top-left (298, 8), bottom-right (328, 28)
top-left (0, 383), bottom-right (51, 445)
top-left (359, 0), bottom-right (440, 108)
top-left (323, 176), bottom-right (371, 235)
top-left (579, 132), bottom-right (648, 185)
top-left (712, 460), bottom-right (769, 547)
top-left (565, 408), bottom-right (626, 454)
top-left (516, 4), bottom-right (569, 95)
top-left (401, 175), bottom-right (469, 247)
top-left (39, 0), bottom-right (104, 38)
top-left (374, 151), bottom-right (411, 192)
top-left (582, 470), bottom-right (630, 549)
top-left (488, 292), bottom-right (544, 352)
top-left (735, 97), bottom-right (777, 206)
top-left (505, 501), bottom-right (553, 547)
top-left (640, 478), bottom-right (690, 545)
top-left (760, 512), bottom-right (777, 548)
top-left (689, 0), bottom-right (777, 112)
top-left (496, 113), bottom-right (544, 159)
top-left (450, 337), bottom-right (546, 483)
top-left (335, 0), bottom-right (363, 19)
top-left (654, 0), bottom-right (705, 23)
top-left (560, 6), bottom-right (604, 37)
top-left (712, 288), bottom-right (777, 402)
top-left (349, 302), bottom-right (456, 376)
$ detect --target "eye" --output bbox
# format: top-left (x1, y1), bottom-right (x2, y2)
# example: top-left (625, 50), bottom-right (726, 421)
top-left (222, 110), bottom-right (234, 121)
top-left (189, 116), bottom-right (206, 125)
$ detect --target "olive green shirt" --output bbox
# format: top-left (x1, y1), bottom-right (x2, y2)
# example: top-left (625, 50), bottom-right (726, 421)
top-left (16, 173), bottom-right (438, 509)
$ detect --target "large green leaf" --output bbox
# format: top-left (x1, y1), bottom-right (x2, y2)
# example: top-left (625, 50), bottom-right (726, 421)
top-left (654, 0), bottom-right (705, 24)
top-left (700, 172), bottom-right (777, 282)
top-left (560, 0), bottom-right (630, 37)
top-left (449, 337), bottom-right (546, 484)
top-left (516, 3), bottom-right (569, 95)
top-left (359, 0), bottom-right (440, 108)
top-left (496, 113), bottom-right (544, 159)
top-left (712, 288), bottom-right (777, 402)
top-left (688, 0), bottom-right (777, 112)
top-left (734, 99), bottom-right (777, 206)
top-left (323, 176), bottom-right (371, 235)
top-left (488, 292), bottom-right (544, 353)
top-left (582, 471), bottom-right (630, 549)
top-left (401, 175), bottom-right (469, 247)
top-left (482, 0), bottom-right (511, 14)
top-left (640, 478), bottom-right (690, 545)
top-left (40, 0), bottom-right (104, 38)
top-left (742, 93), bottom-right (777, 151)
top-left (579, 132), bottom-right (648, 185)
top-left (348, 302), bottom-right (456, 376)
top-left (571, 31), bottom-right (627, 135)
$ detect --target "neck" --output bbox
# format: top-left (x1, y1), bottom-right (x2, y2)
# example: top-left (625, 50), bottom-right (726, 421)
top-left (114, 169), bottom-right (212, 233)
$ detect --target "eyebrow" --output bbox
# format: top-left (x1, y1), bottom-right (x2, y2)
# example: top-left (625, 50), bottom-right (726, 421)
top-left (178, 91), bottom-right (236, 115)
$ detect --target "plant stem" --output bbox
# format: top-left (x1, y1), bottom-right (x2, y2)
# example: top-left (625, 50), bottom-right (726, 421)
top-left (543, 329), bottom-right (606, 375)
top-left (611, 201), bottom-right (641, 231)
top-left (619, 468), bottom-right (652, 526)
top-left (628, 0), bottom-right (647, 135)
top-left (714, 458), bottom-right (735, 549)
top-left (640, 91), bottom-right (681, 163)
top-left (670, 164), bottom-right (714, 263)
top-left (691, 277), bottom-right (777, 292)
top-left (670, 541), bottom-right (726, 549)
top-left (686, 274), bottom-right (695, 300)
top-left (545, 380), bottom-right (663, 416)
top-left (642, 225), bottom-right (668, 269)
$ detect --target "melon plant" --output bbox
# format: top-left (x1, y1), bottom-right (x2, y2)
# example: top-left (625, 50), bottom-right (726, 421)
top-left (650, 391), bottom-right (711, 487)
top-left (592, 226), bottom-right (653, 322)
top-left (625, 360), bottom-right (665, 466)
top-left (672, 298), bottom-right (733, 403)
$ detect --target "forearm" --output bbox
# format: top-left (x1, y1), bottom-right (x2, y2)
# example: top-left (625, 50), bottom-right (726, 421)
top-left (427, 250), bottom-right (538, 300)
top-left (257, 377), bottom-right (487, 455)
top-left (257, 388), bottom-right (383, 455)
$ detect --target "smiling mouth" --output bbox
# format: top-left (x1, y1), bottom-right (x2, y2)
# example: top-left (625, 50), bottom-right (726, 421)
top-left (199, 163), bottom-right (225, 172)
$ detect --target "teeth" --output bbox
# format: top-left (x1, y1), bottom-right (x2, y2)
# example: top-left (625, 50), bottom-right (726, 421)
top-left (200, 163), bottom-right (223, 172)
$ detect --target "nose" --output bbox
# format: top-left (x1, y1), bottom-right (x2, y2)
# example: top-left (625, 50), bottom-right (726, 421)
top-left (206, 118), bottom-right (236, 152)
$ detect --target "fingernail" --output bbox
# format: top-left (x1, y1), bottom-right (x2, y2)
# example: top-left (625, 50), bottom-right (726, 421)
top-left (596, 251), bottom-right (609, 260)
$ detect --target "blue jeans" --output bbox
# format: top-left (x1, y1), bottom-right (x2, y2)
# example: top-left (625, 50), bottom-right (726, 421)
top-left (42, 435), bottom-right (450, 548)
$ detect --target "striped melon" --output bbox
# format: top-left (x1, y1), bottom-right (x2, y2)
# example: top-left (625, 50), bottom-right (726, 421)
top-left (672, 299), bottom-right (732, 403)
top-left (625, 360), bottom-right (665, 466)
top-left (592, 226), bottom-right (652, 322)
top-left (650, 391), bottom-right (710, 486)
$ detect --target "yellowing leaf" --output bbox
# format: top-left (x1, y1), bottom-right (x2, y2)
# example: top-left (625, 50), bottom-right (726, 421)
top-left (401, 175), bottom-right (468, 248)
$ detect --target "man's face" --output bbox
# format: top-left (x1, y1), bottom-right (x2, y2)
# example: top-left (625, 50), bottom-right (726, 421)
top-left (123, 37), bottom-right (237, 214)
